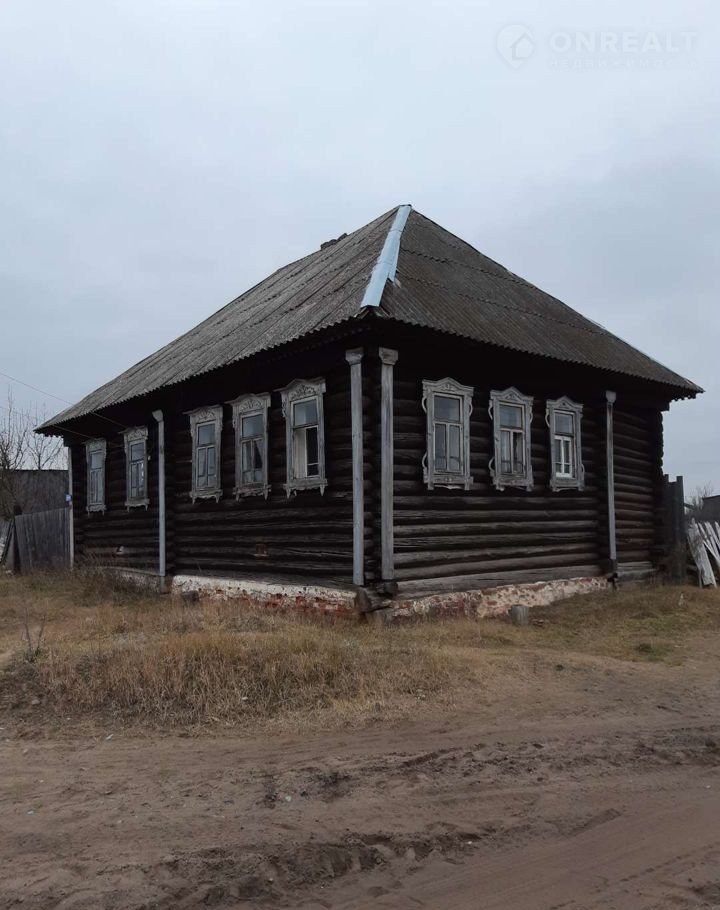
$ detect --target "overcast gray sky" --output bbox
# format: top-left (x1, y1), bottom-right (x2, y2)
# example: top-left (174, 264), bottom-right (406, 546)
top-left (1, 0), bottom-right (718, 492)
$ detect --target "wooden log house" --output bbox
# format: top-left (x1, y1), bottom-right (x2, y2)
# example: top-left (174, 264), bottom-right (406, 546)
top-left (37, 205), bottom-right (701, 612)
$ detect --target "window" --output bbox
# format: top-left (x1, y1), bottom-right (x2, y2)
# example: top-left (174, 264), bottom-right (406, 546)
top-left (546, 397), bottom-right (584, 491)
top-left (421, 378), bottom-right (473, 490)
top-left (230, 392), bottom-right (271, 499)
top-left (187, 406), bottom-right (224, 502)
top-left (123, 427), bottom-right (149, 509)
top-left (85, 438), bottom-right (107, 512)
top-left (280, 378), bottom-right (327, 496)
top-left (489, 387), bottom-right (534, 490)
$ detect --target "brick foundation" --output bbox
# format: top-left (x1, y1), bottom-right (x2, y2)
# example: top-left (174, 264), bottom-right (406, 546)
top-left (170, 574), bottom-right (358, 617)
top-left (168, 572), bottom-right (609, 623)
top-left (373, 575), bottom-right (610, 623)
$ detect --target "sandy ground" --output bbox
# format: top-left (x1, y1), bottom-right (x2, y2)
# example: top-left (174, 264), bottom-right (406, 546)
top-left (2, 648), bottom-right (720, 909)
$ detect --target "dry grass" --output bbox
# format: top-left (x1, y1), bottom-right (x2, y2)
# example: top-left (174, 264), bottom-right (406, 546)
top-left (2, 571), bottom-right (720, 732)
top-left (0, 572), bottom-right (460, 729)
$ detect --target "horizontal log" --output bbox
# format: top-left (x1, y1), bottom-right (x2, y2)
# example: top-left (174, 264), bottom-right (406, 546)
top-left (395, 564), bottom-right (604, 596)
top-left (394, 551), bottom-right (600, 581)
top-left (395, 541), bottom-right (596, 568)
top-left (395, 532), bottom-right (597, 551)
top-left (394, 519), bottom-right (598, 535)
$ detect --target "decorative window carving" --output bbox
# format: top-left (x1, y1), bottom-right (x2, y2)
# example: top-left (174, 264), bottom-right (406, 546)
top-left (280, 378), bottom-right (327, 497)
top-left (489, 387), bottom-right (534, 491)
top-left (229, 392), bottom-right (271, 499)
top-left (187, 406), bottom-right (223, 502)
top-left (546, 397), bottom-right (584, 491)
top-left (123, 427), bottom-right (149, 509)
top-left (421, 378), bottom-right (473, 490)
top-left (85, 438), bottom-right (107, 512)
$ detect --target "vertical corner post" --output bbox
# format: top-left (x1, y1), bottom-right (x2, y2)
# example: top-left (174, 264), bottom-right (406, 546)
top-left (379, 348), bottom-right (398, 582)
top-left (345, 348), bottom-right (365, 586)
top-left (606, 390), bottom-right (617, 577)
top-left (152, 410), bottom-right (166, 580)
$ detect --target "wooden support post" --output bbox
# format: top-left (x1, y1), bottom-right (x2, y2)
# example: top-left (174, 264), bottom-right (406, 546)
top-left (606, 390), bottom-right (617, 577)
top-left (379, 347), bottom-right (398, 583)
top-left (66, 446), bottom-right (74, 570)
top-left (345, 348), bottom-right (364, 586)
top-left (152, 410), bottom-right (166, 583)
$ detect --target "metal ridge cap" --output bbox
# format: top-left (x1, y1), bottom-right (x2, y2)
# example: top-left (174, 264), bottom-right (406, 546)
top-left (360, 204), bottom-right (412, 308)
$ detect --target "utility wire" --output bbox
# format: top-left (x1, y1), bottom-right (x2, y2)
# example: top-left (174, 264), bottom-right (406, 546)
top-left (0, 400), bottom-right (108, 443)
top-left (0, 370), bottom-right (128, 431)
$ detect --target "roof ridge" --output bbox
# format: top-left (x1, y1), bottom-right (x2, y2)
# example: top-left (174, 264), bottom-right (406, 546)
top-left (360, 204), bottom-right (412, 309)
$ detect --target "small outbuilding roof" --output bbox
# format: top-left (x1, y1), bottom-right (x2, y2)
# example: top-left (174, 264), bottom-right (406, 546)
top-left (39, 205), bottom-right (700, 432)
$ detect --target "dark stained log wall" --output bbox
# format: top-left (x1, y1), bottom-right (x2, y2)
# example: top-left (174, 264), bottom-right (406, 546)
top-left (387, 330), bottom-right (668, 593)
top-left (165, 346), bottom-right (360, 584)
top-left (70, 428), bottom-right (160, 571)
top-left (66, 333), bottom-right (378, 585)
top-left (65, 323), bottom-right (672, 591)
top-left (612, 403), bottom-right (665, 570)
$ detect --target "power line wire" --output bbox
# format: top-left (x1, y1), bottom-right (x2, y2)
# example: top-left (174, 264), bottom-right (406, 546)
top-left (0, 370), bottom-right (127, 430)
top-left (0, 400), bottom-right (105, 443)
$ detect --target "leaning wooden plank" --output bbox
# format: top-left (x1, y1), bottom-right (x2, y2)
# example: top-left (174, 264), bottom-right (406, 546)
top-left (699, 522), bottom-right (720, 565)
top-left (698, 522), bottom-right (720, 578)
top-left (687, 521), bottom-right (716, 586)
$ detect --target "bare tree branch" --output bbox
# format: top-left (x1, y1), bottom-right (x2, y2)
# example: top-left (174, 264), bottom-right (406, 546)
top-left (0, 392), bottom-right (66, 518)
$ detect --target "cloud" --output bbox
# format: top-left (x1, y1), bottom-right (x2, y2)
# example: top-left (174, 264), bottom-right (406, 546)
top-left (0, 0), bottom-right (717, 492)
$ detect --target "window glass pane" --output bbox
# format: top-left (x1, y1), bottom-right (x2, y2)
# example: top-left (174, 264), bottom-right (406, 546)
top-left (293, 398), bottom-right (318, 427)
top-left (499, 404), bottom-right (523, 428)
top-left (293, 426), bottom-right (307, 478)
top-left (434, 424), bottom-right (447, 470)
top-left (241, 439), bottom-right (252, 473)
top-left (207, 446), bottom-right (216, 474)
top-left (252, 439), bottom-right (263, 470)
top-left (555, 411), bottom-right (574, 435)
top-left (306, 425), bottom-right (319, 474)
top-left (90, 451), bottom-right (102, 469)
top-left (241, 439), bottom-right (264, 485)
top-left (512, 432), bottom-right (524, 473)
top-left (133, 462), bottom-right (146, 498)
top-left (435, 395), bottom-right (460, 422)
top-left (197, 423), bottom-right (215, 446)
top-left (130, 441), bottom-right (144, 461)
top-left (448, 425), bottom-right (461, 473)
top-left (554, 437), bottom-right (562, 473)
top-left (500, 430), bottom-right (512, 473)
top-left (197, 447), bottom-right (207, 480)
top-left (242, 414), bottom-right (263, 438)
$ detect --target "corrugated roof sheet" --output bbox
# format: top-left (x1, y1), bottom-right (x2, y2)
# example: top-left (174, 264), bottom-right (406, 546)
top-left (383, 211), bottom-right (700, 394)
top-left (39, 205), bottom-right (699, 431)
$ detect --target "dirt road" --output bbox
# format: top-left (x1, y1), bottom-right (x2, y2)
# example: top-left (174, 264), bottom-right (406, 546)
top-left (2, 652), bottom-right (720, 909)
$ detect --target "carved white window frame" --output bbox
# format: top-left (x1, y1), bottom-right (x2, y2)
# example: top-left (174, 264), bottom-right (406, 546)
top-left (489, 387), bottom-right (534, 491)
top-left (280, 378), bottom-right (327, 497)
top-left (546, 396), bottom-right (585, 492)
top-left (123, 426), bottom-right (149, 509)
top-left (421, 378), bottom-right (474, 490)
top-left (187, 405), bottom-right (223, 503)
top-left (229, 392), bottom-right (271, 500)
top-left (85, 438), bottom-right (107, 513)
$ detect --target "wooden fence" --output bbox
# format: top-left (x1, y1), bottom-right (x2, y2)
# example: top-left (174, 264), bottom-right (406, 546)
top-left (663, 475), bottom-right (687, 581)
top-left (1, 508), bottom-right (70, 573)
